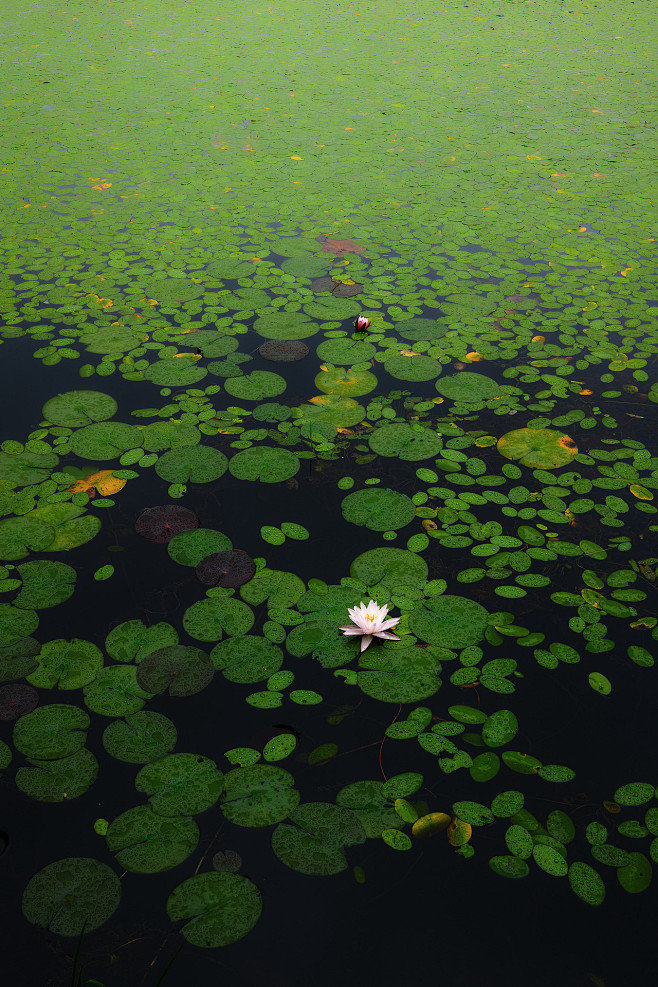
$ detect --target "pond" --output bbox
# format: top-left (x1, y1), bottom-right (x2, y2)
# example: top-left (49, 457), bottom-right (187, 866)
top-left (1, 1), bottom-right (657, 984)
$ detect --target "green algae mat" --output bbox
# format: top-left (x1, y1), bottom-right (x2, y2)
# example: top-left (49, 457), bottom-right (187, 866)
top-left (1, 0), bottom-right (657, 981)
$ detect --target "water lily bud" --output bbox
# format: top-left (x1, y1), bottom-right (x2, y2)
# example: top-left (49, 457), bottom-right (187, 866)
top-left (354, 315), bottom-right (370, 331)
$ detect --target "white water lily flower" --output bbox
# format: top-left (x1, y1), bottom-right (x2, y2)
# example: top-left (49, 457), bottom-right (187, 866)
top-left (340, 599), bottom-right (401, 653)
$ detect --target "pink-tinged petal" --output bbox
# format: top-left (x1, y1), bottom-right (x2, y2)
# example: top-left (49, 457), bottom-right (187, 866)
top-left (360, 634), bottom-right (373, 652)
top-left (373, 631), bottom-right (400, 641)
top-left (378, 617), bottom-right (400, 632)
top-left (341, 626), bottom-right (364, 635)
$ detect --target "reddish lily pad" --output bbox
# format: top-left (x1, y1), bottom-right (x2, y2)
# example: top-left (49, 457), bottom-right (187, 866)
top-left (135, 506), bottom-right (199, 544)
top-left (0, 683), bottom-right (39, 721)
top-left (258, 341), bottom-right (309, 362)
top-left (196, 551), bottom-right (257, 589)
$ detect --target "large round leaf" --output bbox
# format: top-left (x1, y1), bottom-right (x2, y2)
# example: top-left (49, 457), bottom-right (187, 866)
top-left (69, 423), bottom-right (143, 460)
top-left (136, 645), bottom-right (215, 697)
top-left (220, 764), bottom-right (299, 827)
top-left (26, 639), bottom-right (104, 690)
top-left (168, 527), bottom-right (233, 566)
top-left (350, 547), bottom-right (428, 589)
top-left (315, 368), bottom-right (378, 398)
top-left (105, 620), bottom-right (179, 663)
top-left (13, 561), bottom-right (76, 610)
top-left (183, 598), bottom-right (254, 642)
top-left (358, 645), bottom-right (442, 703)
top-left (196, 551), bottom-right (256, 588)
top-left (102, 711), bottom-right (177, 764)
top-left (409, 596), bottom-right (489, 648)
top-left (167, 872), bottom-right (262, 947)
top-left (135, 505), bottom-right (199, 543)
top-left (22, 857), bottom-right (121, 936)
top-left (210, 636), bottom-right (284, 684)
top-left (341, 488), bottom-right (416, 531)
top-left (42, 391), bottom-right (117, 427)
top-left (224, 371), bottom-right (286, 401)
top-left (497, 428), bottom-right (578, 469)
top-left (229, 447), bottom-right (300, 484)
top-left (435, 373), bottom-right (501, 403)
top-left (16, 748), bottom-right (98, 803)
top-left (107, 805), bottom-right (199, 873)
top-left (13, 704), bottom-right (89, 760)
top-left (83, 665), bottom-right (153, 717)
top-left (136, 753), bottom-right (223, 816)
top-left (272, 803), bottom-right (366, 875)
top-left (155, 446), bottom-right (228, 483)
top-left (369, 423), bottom-right (443, 461)
top-left (0, 517), bottom-right (55, 561)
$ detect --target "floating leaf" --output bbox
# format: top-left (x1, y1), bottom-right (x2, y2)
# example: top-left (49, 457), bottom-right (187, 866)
top-left (135, 505), bottom-right (199, 543)
top-left (102, 711), bottom-right (177, 764)
top-left (106, 805), bottom-right (199, 873)
top-left (13, 561), bottom-right (76, 610)
top-left (369, 423), bottom-right (443, 461)
top-left (210, 636), bottom-right (283, 684)
top-left (342, 488), bottom-right (416, 532)
top-left (497, 428), bottom-right (578, 469)
top-left (220, 764), bottom-right (299, 827)
top-left (155, 445), bottom-right (228, 484)
top-left (26, 639), bottom-right (104, 690)
top-left (22, 857), bottom-right (121, 936)
top-left (167, 872), bottom-right (262, 947)
top-left (229, 446), bottom-right (300, 483)
top-left (13, 704), bottom-right (88, 760)
top-left (42, 390), bottom-right (117, 427)
top-left (136, 753), bottom-right (223, 817)
top-left (272, 802), bottom-right (366, 874)
top-left (136, 645), bottom-right (215, 697)
top-left (196, 551), bottom-right (256, 588)
top-left (16, 748), bottom-right (98, 803)
top-left (0, 683), bottom-right (39, 720)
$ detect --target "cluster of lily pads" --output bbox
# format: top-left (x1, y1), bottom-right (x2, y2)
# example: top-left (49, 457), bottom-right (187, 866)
top-left (1, 229), bottom-right (657, 953)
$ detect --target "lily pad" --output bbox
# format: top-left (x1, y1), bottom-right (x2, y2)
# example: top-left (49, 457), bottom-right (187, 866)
top-left (220, 764), bottom-right (300, 828)
top-left (258, 340), bottom-right (309, 362)
top-left (409, 595), bottom-right (489, 648)
top-left (210, 636), bottom-right (284, 684)
top-left (224, 371), bottom-right (287, 401)
top-left (16, 748), bottom-right (98, 803)
top-left (167, 528), bottom-right (233, 566)
top-left (196, 551), bottom-right (256, 588)
top-left (358, 645), bottom-right (442, 703)
top-left (13, 704), bottom-right (89, 760)
top-left (83, 665), bottom-right (153, 717)
top-left (183, 597), bottom-right (254, 642)
top-left (13, 561), bottom-right (76, 610)
top-left (136, 753), bottom-right (223, 816)
top-left (105, 620), bottom-right (179, 664)
top-left (384, 354), bottom-right (441, 382)
top-left (135, 505), bottom-right (199, 543)
top-left (315, 368), bottom-right (378, 398)
top-left (167, 871), bottom-right (262, 947)
top-left (341, 488), bottom-right (416, 531)
top-left (69, 423), bottom-right (144, 460)
top-left (22, 857), bottom-right (121, 936)
top-left (497, 429), bottom-right (578, 469)
top-left (229, 447), bottom-right (300, 484)
top-left (26, 639), bottom-right (104, 690)
top-left (155, 445), bottom-right (228, 484)
top-left (0, 603), bottom-right (39, 648)
top-left (140, 421), bottom-right (201, 452)
top-left (369, 423), bottom-right (443, 461)
top-left (435, 372), bottom-right (501, 403)
top-left (0, 517), bottom-right (56, 561)
top-left (42, 391), bottom-right (117, 428)
top-left (253, 312), bottom-right (317, 340)
top-left (0, 683), bottom-right (39, 720)
top-left (272, 802), bottom-right (366, 875)
top-left (350, 547), bottom-right (428, 589)
top-left (136, 645), bottom-right (215, 697)
top-left (102, 711), bottom-right (177, 764)
top-left (106, 805), bottom-right (199, 873)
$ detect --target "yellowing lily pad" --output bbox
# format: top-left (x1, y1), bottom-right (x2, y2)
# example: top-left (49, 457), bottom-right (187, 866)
top-left (497, 428), bottom-right (578, 468)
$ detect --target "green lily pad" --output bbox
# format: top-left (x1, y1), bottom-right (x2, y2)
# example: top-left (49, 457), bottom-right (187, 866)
top-left (136, 645), bottom-right (215, 697)
top-left (497, 428), bottom-right (578, 469)
top-left (22, 857), bottom-right (121, 936)
top-left (69, 423), bottom-right (144, 460)
top-left (105, 620), bottom-right (179, 663)
top-left (409, 595), bottom-right (488, 648)
top-left (107, 805), bottom-right (199, 873)
top-left (294, 395), bottom-right (366, 427)
top-left (396, 318), bottom-right (449, 341)
top-left (220, 764), bottom-right (300, 827)
top-left (102, 711), bottom-right (177, 764)
top-left (316, 338), bottom-right (376, 364)
top-left (26, 638), bottom-right (104, 690)
top-left (140, 421), bottom-right (201, 452)
top-left (358, 645), bottom-right (442, 703)
top-left (155, 445), bottom-right (228, 483)
top-left (210, 636), bottom-right (284, 684)
top-left (167, 528), bottom-right (233, 566)
top-left (13, 561), bottom-right (76, 610)
top-left (136, 753), bottom-right (223, 817)
top-left (0, 603), bottom-right (39, 648)
top-left (0, 449), bottom-right (59, 487)
top-left (435, 372), bottom-right (501, 403)
top-left (568, 861), bottom-right (606, 905)
top-left (224, 371), bottom-right (287, 401)
top-left (315, 367), bottom-right (378, 398)
top-left (229, 446), bottom-right (300, 483)
top-left (183, 597), bottom-right (254, 642)
top-left (253, 312), bottom-right (317, 340)
top-left (272, 802), bottom-right (366, 875)
top-left (369, 423), bottom-right (443, 461)
top-left (384, 354), bottom-right (441, 382)
top-left (83, 665), bottom-right (153, 717)
top-left (0, 517), bottom-right (56, 561)
top-left (342, 488), bottom-right (416, 531)
top-left (350, 547), bottom-right (428, 589)
top-left (13, 704), bottom-right (89, 760)
top-left (144, 357), bottom-right (207, 387)
top-left (167, 871), bottom-right (262, 947)
top-left (16, 748), bottom-right (98, 803)
top-left (42, 391), bottom-right (117, 427)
